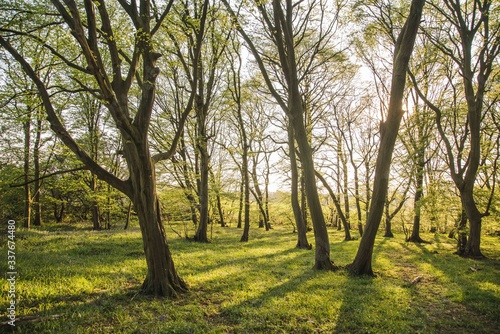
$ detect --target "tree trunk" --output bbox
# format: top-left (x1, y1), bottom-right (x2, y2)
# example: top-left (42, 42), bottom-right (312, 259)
top-left (237, 173), bottom-right (243, 229)
top-left (340, 142), bottom-right (351, 229)
top-left (352, 167), bottom-right (363, 236)
top-left (194, 96), bottom-right (210, 243)
top-left (300, 171), bottom-right (308, 231)
top-left (291, 108), bottom-right (334, 269)
top-left (124, 201), bottom-right (132, 230)
top-left (216, 191), bottom-right (225, 227)
top-left (315, 171), bottom-right (351, 241)
top-left (348, 0), bottom-right (424, 276)
top-left (32, 117), bottom-right (43, 226)
top-left (90, 174), bottom-right (101, 230)
top-left (251, 159), bottom-right (267, 229)
top-left (289, 125), bottom-right (311, 249)
top-left (462, 188), bottom-right (483, 258)
top-left (264, 161), bottom-right (271, 231)
top-left (125, 141), bottom-right (187, 297)
top-left (23, 117), bottom-right (31, 229)
top-left (383, 198), bottom-right (394, 238)
top-left (240, 140), bottom-right (250, 243)
top-left (454, 208), bottom-right (468, 255)
top-left (407, 160), bottom-right (425, 243)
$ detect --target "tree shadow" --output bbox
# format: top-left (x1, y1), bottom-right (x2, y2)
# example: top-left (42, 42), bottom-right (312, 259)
top-left (400, 237), bottom-right (500, 332)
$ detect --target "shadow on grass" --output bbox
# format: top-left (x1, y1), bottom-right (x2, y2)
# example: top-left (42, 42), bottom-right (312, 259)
top-left (4, 285), bottom-right (155, 334)
top-left (399, 237), bottom-right (500, 333)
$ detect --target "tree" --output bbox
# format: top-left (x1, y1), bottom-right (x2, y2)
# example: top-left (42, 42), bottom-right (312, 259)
top-left (223, 0), bottom-right (339, 270)
top-left (400, 87), bottom-right (436, 243)
top-left (155, 0), bottom-right (231, 242)
top-left (348, 0), bottom-right (425, 275)
top-left (410, 0), bottom-right (500, 257)
top-left (1, 0), bottom-right (188, 297)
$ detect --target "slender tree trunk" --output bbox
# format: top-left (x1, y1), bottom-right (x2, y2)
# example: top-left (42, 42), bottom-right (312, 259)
top-left (23, 117), bottom-right (31, 229)
top-left (178, 135), bottom-right (199, 226)
top-left (264, 161), bottom-right (271, 231)
top-left (237, 180), bottom-right (243, 229)
top-left (124, 200), bottom-right (132, 230)
top-left (364, 158), bottom-right (371, 222)
top-left (315, 171), bottom-right (351, 241)
top-left (289, 125), bottom-right (311, 249)
top-left (251, 159), bottom-right (266, 229)
top-left (194, 97), bottom-right (210, 243)
top-left (216, 191), bottom-right (225, 227)
top-left (408, 160), bottom-right (425, 242)
top-left (291, 106), bottom-right (334, 269)
top-left (91, 174), bottom-right (101, 230)
top-left (300, 171), bottom-right (308, 230)
top-left (353, 167), bottom-right (363, 236)
top-left (454, 208), bottom-right (468, 254)
top-left (210, 167), bottom-right (226, 227)
top-left (383, 198), bottom-right (394, 238)
top-left (348, 0), bottom-right (424, 275)
top-left (340, 142), bottom-right (350, 229)
top-left (239, 140), bottom-right (250, 242)
top-left (32, 118), bottom-right (42, 226)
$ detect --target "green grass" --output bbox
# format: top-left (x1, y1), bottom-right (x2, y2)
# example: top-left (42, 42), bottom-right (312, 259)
top-left (1, 222), bottom-right (499, 333)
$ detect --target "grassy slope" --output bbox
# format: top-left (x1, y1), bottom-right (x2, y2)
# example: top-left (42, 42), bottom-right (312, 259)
top-left (1, 223), bottom-right (499, 333)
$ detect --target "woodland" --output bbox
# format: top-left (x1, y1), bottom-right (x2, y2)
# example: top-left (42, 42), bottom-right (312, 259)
top-left (0, 0), bottom-right (499, 333)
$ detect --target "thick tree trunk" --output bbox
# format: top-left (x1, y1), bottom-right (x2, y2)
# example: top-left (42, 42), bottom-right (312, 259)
top-left (348, 0), bottom-right (424, 276)
top-left (289, 126), bottom-right (311, 249)
top-left (462, 189), bottom-right (483, 258)
top-left (126, 141), bottom-right (187, 297)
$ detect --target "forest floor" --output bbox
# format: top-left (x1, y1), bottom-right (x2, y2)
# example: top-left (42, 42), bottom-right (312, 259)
top-left (1, 221), bottom-right (499, 333)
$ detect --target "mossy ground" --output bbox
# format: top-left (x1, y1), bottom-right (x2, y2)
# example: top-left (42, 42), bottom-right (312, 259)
top-left (1, 222), bottom-right (499, 333)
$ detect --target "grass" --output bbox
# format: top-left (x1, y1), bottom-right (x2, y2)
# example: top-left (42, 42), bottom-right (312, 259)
top-left (1, 222), bottom-right (499, 333)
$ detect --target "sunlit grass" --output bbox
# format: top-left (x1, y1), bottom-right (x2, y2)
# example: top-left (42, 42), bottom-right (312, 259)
top-left (1, 222), bottom-right (499, 333)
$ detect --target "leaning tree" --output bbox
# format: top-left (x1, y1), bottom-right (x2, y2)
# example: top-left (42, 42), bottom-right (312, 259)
top-left (348, 0), bottom-right (425, 275)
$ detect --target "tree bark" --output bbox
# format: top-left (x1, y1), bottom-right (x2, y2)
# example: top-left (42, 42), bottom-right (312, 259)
top-left (194, 96), bottom-right (210, 243)
top-left (348, 0), bottom-right (424, 276)
top-left (90, 174), bottom-right (101, 230)
top-left (23, 116), bottom-right (31, 229)
top-left (124, 138), bottom-right (188, 296)
top-left (32, 117), bottom-right (43, 226)
top-left (383, 198), bottom-right (394, 238)
top-left (462, 187), bottom-right (483, 258)
top-left (289, 125), bottom-right (311, 249)
top-left (407, 159), bottom-right (425, 243)
top-left (315, 171), bottom-right (352, 241)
